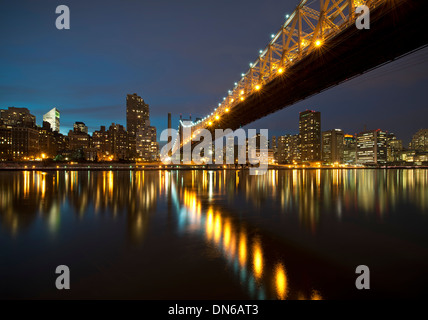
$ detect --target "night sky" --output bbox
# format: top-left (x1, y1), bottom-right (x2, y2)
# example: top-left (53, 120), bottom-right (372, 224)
top-left (1, 0), bottom-right (427, 145)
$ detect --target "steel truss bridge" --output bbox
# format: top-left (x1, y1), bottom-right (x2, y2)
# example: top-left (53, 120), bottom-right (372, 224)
top-left (171, 0), bottom-right (428, 155)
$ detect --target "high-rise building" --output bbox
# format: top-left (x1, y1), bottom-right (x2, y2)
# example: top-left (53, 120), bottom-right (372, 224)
top-left (0, 107), bottom-right (36, 128)
top-left (343, 134), bottom-right (356, 164)
top-left (299, 110), bottom-right (321, 162)
top-left (322, 129), bottom-right (344, 164)
top-left (0, 127), bottom-right (12, 160)
top-left (11, 127), bottom-right (40, 160)
top-left (410, 129), bottom-right (428, 152)
top-left (271, 136), bottom-right (277, 162)
top-left (92, 126), bottom-right (111, 160)
top-left (276, 135), bottom-right (289, 164)
top-left (38, 121), bottom-right (57, 158)
top-left (108, 123), bottom-right (129, 160)
top-left (73, 122), bottom-right (88, 134)
top-left (0, 126), bottom-right (39, 161)
top-left (136, 122), bottom-right (158, 162)
top-left (356, 129), bottom-right (387, 164)
top-left (276, 134), bottom-right (301, 163)
top-left (43, 108), bottom-right (60, 132)
top-left (386, 133), bottom-right (403, 163)
top-left (126, 93), bottom-right (149, 136)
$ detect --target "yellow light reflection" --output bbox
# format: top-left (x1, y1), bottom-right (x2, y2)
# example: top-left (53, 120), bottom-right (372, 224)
top-left (311, 290), bottom-right (322, 300)
top-left (213, 212), bottom-right (222, 244)
top-left (206, 208), bottom-right (214, 240)
top-left (274, 263), bottom-right (288, 300)
top-left (252, 238), bottom-right (263, 279)
top-left (239, 230), bottom-right (247, 267)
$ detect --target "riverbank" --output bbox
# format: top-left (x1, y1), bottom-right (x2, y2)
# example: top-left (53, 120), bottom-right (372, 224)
top-left (0, 162), bottom-right (427, 171)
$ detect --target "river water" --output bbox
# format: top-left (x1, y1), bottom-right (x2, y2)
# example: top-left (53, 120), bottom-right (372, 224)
top-left (0, 169), bottom-right (427, 299)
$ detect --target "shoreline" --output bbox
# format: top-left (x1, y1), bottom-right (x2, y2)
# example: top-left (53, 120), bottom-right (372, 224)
top-left (0, 163), bottom-right (427, 171)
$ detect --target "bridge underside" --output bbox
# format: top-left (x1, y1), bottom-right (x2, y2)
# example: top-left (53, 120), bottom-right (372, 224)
top-left (211, 0), bottom-right (428, 132)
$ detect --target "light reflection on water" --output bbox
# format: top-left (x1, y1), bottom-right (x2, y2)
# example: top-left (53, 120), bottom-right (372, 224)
top-left (0, 169), bottom-right (427, 299)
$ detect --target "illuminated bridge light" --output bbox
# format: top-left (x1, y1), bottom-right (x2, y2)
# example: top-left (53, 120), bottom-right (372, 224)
top-left (315, 39), bottom-right (323, 47)
top-left (240, 97), bottom-right (244, 101)
top-left (208, 121), bottom-right (212, 126)
top-left (240, 90), bottom-right (244, 95)
top-left (255, 84), bottom-right (261, 91)
top-left (225, 108), bottom-right (229, 112)
top-left (278, 68), bottom-right (284, 74)
top-left (215, 115), bottom-right (219, 120)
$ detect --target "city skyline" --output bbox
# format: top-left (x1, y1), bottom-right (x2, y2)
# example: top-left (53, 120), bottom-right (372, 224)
top-left (0, 0), bottom-right (427, 144)
top-left (1, 0), bottom-right (428, 304)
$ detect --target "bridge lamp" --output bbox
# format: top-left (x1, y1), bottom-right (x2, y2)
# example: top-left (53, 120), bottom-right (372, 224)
top-left (240, 90), bottom-right (244, 95)
top-left (208, 121), bottom-right (213, 126)
top-left (225, 108), bottom-right (229, 112)
top-left (285, 14), bottom-right (290, 19)
top-left (255, 84), bottom-right (261, 91)
top-left (315, 39), bottom-right (323, 47)
top-left (231, 98), bottom-right (234, 103)
top-left (278, 68), bottom-right (284, 74)
top-left (240, 97), bottom-right (245, 101)
top-left (215, 115), bottom-right (220, 120)
top-left (271, 34), bottom-right (275, 38)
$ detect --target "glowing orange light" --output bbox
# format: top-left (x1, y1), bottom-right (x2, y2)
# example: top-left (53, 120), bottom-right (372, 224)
top-left (275, 263), bottom-right (288, 300)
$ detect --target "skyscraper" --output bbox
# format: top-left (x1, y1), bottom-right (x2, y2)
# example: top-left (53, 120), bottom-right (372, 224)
top-left (136, 123), bottom-right (158, 162)
top-left (43, 108), bottom-right (60, 132)
top-left (126, 93), bottom-right (149, 136)
top-left (386, 133), bottom-right (402, 163)
top-left (322, 129), bottom-right (344, 164)
top-left (356, 129), bottom-right (387, 164)
top-left (0, 107), bottom-right (36, 128)
top-left (299, 110), bottom-right (321, 162)
top-left (410, 129), bottom-right (428, 152)
top-left (343, 134), bottom-right (357, 164)
top-left (73, 122), bottom-right (88, 134)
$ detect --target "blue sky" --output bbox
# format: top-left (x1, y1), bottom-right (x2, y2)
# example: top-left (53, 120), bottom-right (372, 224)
top-left (1, 0), bottom-right (427, 145)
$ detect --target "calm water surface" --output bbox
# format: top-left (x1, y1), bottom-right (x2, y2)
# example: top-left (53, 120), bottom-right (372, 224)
top-left (0, 169), bottom-right (427, 299)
